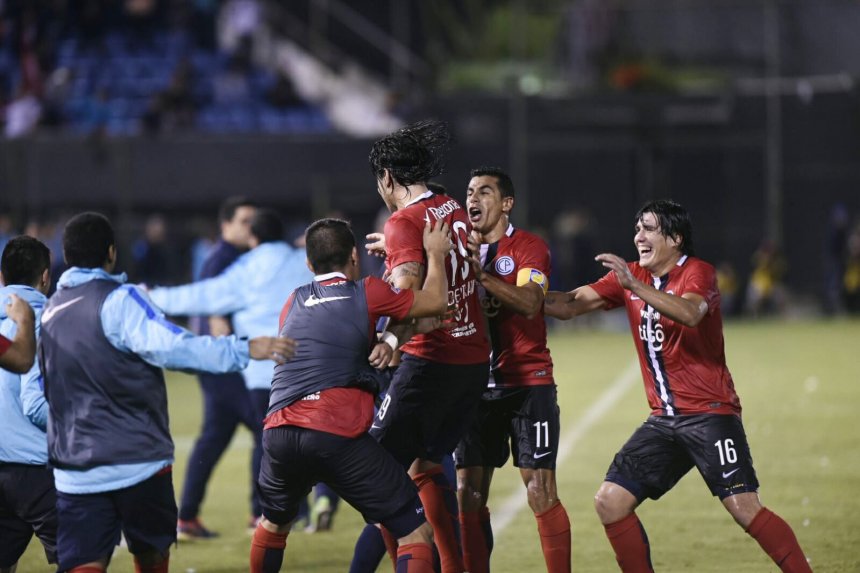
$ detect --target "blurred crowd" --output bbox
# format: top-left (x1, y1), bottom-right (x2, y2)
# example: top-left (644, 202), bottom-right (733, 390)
top-left (0, 0), bottom-right (408, 138)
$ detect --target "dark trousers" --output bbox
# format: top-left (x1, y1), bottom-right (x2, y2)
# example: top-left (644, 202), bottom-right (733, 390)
top-left (178, 374), bottom-right (268, 520)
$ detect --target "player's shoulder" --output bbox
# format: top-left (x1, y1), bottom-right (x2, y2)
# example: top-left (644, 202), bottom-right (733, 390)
top-left (510, 228), bottom-right (549, 250)
top-left (680, 256), bottom-right (716, 276)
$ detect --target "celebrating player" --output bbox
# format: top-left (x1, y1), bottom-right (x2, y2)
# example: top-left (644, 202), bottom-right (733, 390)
top-left (250, 218), bottom-right (453, 573)
top-left (455, 167), bottom-right (570, 573)
top-left (0, 236), bottom-right (57, 572)
top-left (544, 200), bottom-right (811, 572)
top-left (39, 212), bottom-right (296, 573)
top-left (368, 119), bottom-right (490, 573)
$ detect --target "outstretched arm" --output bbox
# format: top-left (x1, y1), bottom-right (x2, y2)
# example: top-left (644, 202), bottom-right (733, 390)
top-left (543, 286), bottom-right (606, 320)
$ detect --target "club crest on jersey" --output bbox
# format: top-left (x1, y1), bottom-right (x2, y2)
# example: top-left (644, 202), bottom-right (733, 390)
top-left (495, 256), bottom-right (515, 275)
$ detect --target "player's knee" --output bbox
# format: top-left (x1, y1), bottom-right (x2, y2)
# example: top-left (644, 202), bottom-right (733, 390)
top-left (457, 483), bottom-right (485, 512)
top-left (525, 480), bottom-right (556, 514)
top-left (593, 483), bottom-right (629, 525)
top-left (399, 520), bottom-right (433, 546)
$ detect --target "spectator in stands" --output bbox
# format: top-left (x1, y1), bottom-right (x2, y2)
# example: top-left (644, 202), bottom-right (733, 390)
top-left (5, 86), bottom-right (41, 138)
top-left (824, 204), bottom-right (849, 315)
top-left (265, 69), bottom-right (303, 109)
top-left (745, 239), bottom-right (787, 317)
top-left (844, 225), bottom-right (860, 314)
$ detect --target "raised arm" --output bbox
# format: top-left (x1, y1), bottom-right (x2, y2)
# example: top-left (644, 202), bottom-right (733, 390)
top-left (148, 256), bottom-right (248, 317)
top-left (543, 286), bottom-right (607, 320)
top-left (404, 220), bottom-right (451, 318)
top-left (0, 294), bottom-right (36, 373)
top-left (102, 285), bottom-right (296, 373)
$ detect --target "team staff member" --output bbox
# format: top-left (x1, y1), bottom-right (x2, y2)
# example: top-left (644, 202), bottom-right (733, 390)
top-left (369, 120), bottom-right (490, 573)
top-left (544, 200), bottom-right (811, 572)
top-left (251, 218), bottom-right (453, 573)
top-left (39, 212), bottom-right (295, 573)
top-left (0, 236), bottom-right (57, 572)
top-left (455, 167), bottom-right (570, 573)
top-left (149, 208), bottom-right (313, 526)
top-left (176, 196), bottom-right (263, 539)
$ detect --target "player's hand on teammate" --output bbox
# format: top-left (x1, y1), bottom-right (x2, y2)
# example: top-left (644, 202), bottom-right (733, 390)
top-left (422, 219), bottom-right (453, 257)
top-left (596, 253), bottom-right (637, 290)
top-left (365, 232), bottom-right (387, 258)
top-left (4, 294), bottom-right (35, 326)
top-left (466, 230), bottom-right (486, 281)
top-left (368, 342), bottom-right (394, 369)
top-left (249, 335), bottom-right (298, 364)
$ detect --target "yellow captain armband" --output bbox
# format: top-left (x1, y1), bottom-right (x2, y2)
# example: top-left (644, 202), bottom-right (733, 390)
top-left (516, 268), bottom-right (548, 293)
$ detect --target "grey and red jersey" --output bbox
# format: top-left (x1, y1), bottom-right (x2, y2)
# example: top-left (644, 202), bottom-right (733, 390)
top-left (267, 273), bottom-right (414, 417)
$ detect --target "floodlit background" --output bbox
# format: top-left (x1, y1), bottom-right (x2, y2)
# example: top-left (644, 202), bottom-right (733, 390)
top-left (4, 0), bottom-right (860, 571)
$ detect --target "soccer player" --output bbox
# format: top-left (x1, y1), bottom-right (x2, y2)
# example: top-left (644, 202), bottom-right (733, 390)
top-left (0, 292), bottom-right (35, 374)
top-left (39, 212), bottom-right (296, 573)
top-left (369, 120), bottom-right (490, 573)
top-left (0, 236), bottom-right (57, 572)
top-left (149, 208), bottom-right (313, 528)
top-left (543, 200), bottom-right (811, 573)
top-left (455, 167), bottom-right (570, 573)
top-left (175, 196), bottom-right (263, 538)
top-left (250, 217), bottom-right (453, 573)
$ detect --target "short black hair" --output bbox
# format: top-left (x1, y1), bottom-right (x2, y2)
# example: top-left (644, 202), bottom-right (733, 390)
top-left (635, 199), bottom-right (695, 256)
top-left (305, 218), bottom-right (355, 274)
top-left (470, 166), bottom-right (515, 198)
top-left (1, 235), bottom-right (51, 287)
top-left (250, 208), bottom-right (284, 244)
top-left (63, 212), bottom-right (115, 268)
top-left (369, 119), bottom-right (452, 187)
top-left (218, 196), bottom-right (257, 223)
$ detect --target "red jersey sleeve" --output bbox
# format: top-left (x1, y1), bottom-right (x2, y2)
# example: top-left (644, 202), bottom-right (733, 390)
top-left (682, 259), bottom-right (719, 313)
top-left (589, 267), bottom-right (629, 309)
top-left (0, 334), bottom-right (10, 356)
top-left (278, 293), bottom-right (296, 331)
top-left (384, 216), bottom-right (425, 270)
top-left (364, 276), bottom-right (415, 322)
top-left (516, 235), bottom-right (551, 275)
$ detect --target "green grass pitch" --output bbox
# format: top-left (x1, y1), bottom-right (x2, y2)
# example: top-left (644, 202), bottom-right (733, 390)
top-left (19, 318), bottom-right (860, 572)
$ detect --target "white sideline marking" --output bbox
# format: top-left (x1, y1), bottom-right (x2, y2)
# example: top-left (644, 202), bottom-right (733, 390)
top-left (492, 361), bottom-right (641, 535)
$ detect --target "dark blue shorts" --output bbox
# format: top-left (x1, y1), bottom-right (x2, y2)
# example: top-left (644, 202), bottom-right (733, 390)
top-left (606, 414), bottom-right (760, 501)
top-left (455, 385), bottom-right (561, 470)
top-left (257, 426), bottom-right (425, 539)
top-left (0, 463), bottom-right (57, 567)
top-left (369, 354), bottom-right (489, 466)
top-left (56, 466), bottom-right (176, 571)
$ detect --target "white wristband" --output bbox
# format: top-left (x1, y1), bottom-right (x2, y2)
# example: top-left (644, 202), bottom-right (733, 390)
top-left (379, 330), bottom-right (399, 351)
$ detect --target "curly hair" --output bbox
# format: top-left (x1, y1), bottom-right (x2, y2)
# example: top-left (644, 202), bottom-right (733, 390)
top-left (369, 119), bottom-right (452, 187)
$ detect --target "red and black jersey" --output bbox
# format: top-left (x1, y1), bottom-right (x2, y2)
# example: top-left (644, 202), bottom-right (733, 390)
top-left (0, 334), bottom-right (10, 356)
top-left (590, 256), bottom-right (741, 417)
top-left (384, 191), bottom-right (489, 365)
top-left (479, 225), bottom-right (553, 387)
top-left (265, 273), bottom-right (415, 438)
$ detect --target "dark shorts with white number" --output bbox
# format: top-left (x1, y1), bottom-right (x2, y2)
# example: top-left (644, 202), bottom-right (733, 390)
top-left (56, 466), bottom-right (176, 571)
top-left (606, 414), bottom-right (760, 501)
top-left (257, 425), bottom-right (426, 539)
top-left (369, 354), bottom-right (489, 467)
top-left (455, 385), bottom-right (560, 470)
top-left (0, 463), bottom-right (58, 567)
